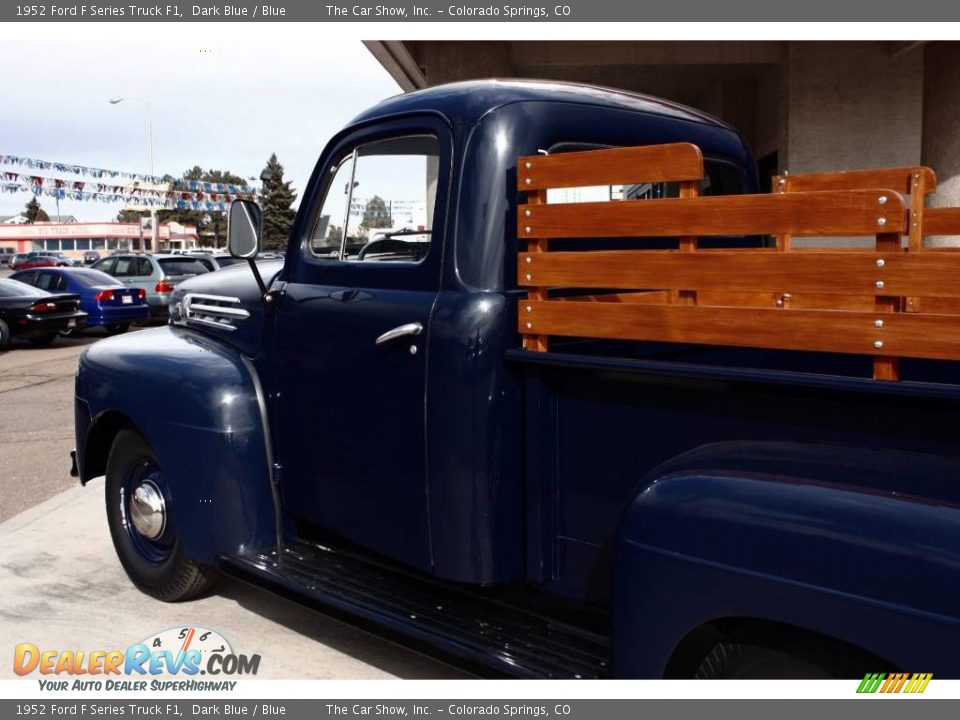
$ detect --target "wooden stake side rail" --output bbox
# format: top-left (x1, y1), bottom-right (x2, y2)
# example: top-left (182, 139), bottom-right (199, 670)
top-left (519, 142), bottom-right (704, 190)
top-left (773, 167), bottom-right (935, 194)
top-left (518, 300), bottom-right (960, 363)
top-left (517, 251), bottom-right (960, 298)
top-left (924, 207), bottom-right (960, 236)
top-left (519, 190), bottom-right (907, 239)
top-left (516, 143), bottom-right (960, 380)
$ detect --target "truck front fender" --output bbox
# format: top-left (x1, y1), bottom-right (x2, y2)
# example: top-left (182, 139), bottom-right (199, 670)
top-left (75, 326), bottom-right (277, 563)
top-left (613, 441), bottom-right (960, 677)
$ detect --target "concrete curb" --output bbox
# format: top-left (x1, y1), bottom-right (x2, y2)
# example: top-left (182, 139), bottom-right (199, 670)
top-left (0, 477), bottom-right (101, 538)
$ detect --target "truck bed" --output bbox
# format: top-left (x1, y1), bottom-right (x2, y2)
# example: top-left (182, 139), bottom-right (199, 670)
top-left (510, 342), bottom-right (960, 604)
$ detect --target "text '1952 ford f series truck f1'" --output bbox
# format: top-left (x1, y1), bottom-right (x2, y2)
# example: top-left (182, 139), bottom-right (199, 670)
top-left (73, 80), bottom-right (960, 679)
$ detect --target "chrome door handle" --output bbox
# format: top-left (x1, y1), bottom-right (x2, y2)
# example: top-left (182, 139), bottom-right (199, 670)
top-left (375, 322), bottom-right (423, 345)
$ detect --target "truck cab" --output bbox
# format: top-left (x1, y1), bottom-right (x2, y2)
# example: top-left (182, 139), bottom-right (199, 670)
top-left (74, 80), bottom-right (960, 679)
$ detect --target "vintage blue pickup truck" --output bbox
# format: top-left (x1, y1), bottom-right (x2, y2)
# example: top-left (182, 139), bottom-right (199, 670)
top-left (73, 79), bottom-right (960, 679)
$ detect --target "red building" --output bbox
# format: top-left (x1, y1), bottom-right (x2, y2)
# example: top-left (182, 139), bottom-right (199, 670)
top-left (0, 221), bottom-right (200, 258)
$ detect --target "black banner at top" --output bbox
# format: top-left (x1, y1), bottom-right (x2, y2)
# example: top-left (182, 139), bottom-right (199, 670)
top-left (4, 0), bottom-right (960, 21)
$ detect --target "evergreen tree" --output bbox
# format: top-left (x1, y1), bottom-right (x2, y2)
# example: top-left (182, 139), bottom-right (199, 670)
top-left (260, 153), bottom-right (297, 251)
top-left (361, 196), bottom-right (392, 232)
top-left (24, 196), bottom-right (49, 223)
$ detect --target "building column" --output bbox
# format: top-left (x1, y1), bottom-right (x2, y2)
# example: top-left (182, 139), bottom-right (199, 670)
top-left (921, 42), bottom-right (960, 246)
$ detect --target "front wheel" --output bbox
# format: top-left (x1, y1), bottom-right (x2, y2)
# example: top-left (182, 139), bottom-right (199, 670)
top-left (105, 429), bottom-right (217, 601)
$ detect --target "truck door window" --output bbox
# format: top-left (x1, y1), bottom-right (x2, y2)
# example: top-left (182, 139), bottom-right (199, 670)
top-left (309, 155), bottom-right (354, 256)
top-left (308, 135), bottom-right (439, 264)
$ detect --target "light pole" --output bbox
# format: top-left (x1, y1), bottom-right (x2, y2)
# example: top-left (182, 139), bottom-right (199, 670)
top-left (109, 96), bottom-right (158, 252)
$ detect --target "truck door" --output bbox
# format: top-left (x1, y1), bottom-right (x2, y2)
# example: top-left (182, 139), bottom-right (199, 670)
top-left (272, 124), bottom-right (449, 573)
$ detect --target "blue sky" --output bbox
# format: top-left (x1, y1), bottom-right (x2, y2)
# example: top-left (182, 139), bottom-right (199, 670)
top-left (0, 26), bottom-right (400, 220)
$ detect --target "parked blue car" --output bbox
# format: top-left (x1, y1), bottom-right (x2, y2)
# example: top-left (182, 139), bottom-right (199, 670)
top-left (11, 267), bottom-right (149, 334)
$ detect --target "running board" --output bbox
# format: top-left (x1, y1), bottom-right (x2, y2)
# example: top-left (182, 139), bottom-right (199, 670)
top-left (221, 539), bottom-right (611, 679)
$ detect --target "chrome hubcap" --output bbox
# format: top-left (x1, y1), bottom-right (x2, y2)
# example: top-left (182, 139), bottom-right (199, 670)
top-left (129, 480), bottom-right (166, 540)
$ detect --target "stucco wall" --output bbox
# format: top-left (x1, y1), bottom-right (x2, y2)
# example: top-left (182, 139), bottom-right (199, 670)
top-left (922, 43), bottom-right (960, 209)
top-left (784, 42), bottom-right (923, 174)
top-left (782, 42), bottom-right (923, 247)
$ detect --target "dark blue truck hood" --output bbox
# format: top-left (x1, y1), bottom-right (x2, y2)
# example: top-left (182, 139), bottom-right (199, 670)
top-left (169, 260), bottom-right (283, 357)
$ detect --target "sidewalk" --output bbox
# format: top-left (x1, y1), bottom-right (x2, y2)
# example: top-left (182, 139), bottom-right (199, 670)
top-left (0, 479), bottom-right (466, 679)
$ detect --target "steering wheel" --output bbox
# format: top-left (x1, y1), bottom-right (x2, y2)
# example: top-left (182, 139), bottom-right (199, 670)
top-left (358, 238), bottom-right (416, 260)
top-left (357, 229), bottom-right (433, 261)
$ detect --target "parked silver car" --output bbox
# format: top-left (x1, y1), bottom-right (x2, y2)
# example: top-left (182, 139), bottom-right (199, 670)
top-left (90, 253), bottom-right (211, 319)
top-left (187, 252), bottom-right (249, 271)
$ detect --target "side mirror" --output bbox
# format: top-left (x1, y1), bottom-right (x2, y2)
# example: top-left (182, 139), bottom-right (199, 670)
top-left (227, 200), bottom-right (262, 259)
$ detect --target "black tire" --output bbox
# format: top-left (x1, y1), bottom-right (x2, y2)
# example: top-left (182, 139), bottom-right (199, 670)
top-left (105, 429), bottom-right (217, 601)
top-left (0, 319), bottom-right (10, 352)
top-left (28, 333), bottom-right (57, 347)
top-left (105, 323), bottom-right (130, 335)
top-left (694, 640), bottom-right (832, 679)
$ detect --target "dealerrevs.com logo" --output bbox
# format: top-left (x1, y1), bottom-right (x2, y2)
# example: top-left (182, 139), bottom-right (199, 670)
top-left (13, 626), bottom-right (260, 691)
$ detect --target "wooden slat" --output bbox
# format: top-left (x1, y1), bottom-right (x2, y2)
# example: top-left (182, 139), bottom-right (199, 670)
top-left (698, 290), bottom-right (786, 309)
top-left (554, 290), bottom-right (935, 312)
top-left (775, 166), bottom-right (935, 195)
top-left (913, 296), bottom-right (960, 314)
top-left (554, 291), bottom-right (672, 304)
top-left (699, 291), bottom-right (888, 311)
top-left (520, 301), bottom-right (960, 362)
top-left (518, 250), bottom-right (960, 297)
top-left (522, 189), bottom-right (549, 352)
top-left (519, 189), bottom-right (906, 239)
top-left (923, 207), bottom-right (960, 236)
top-left (517, 143), bottom-right (703, 191)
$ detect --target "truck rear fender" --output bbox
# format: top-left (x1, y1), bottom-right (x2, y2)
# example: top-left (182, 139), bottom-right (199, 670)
top-left (612, 441), bottom-right (960, 677)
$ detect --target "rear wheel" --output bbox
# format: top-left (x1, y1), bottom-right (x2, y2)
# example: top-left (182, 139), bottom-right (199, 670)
top-left (694, 640), bottom-right (832, 679)
top-left (105, 429), bottom-right (217, 601)
top-left (0, 319), bottom-right (10, 351)
top-left (105, 323), bottom-right (130, 335)
top-left (29, 333), bottom-right (57, 347)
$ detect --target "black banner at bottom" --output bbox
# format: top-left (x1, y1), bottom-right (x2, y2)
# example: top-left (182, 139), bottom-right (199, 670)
top-left (2, 699), bottom-right (957, 720)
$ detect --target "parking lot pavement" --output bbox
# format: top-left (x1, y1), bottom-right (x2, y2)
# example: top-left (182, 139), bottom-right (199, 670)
top-left (0, 481), bottom-right (468, 679)
top-left (0, 334), bottom-right (101, 522)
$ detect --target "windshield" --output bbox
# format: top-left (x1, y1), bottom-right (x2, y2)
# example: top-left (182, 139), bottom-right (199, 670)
top-left (158, 258), bottom-right (210, 276)
top-left (69, 269), bottom-right (122, 288)
top-left (0, 279), bottom-right (48, 298)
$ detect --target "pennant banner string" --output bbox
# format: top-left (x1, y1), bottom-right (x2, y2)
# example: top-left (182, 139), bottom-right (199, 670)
top-left (0, 153), bottom-right (259, 195)
top-left (1, 171), bottom-right (256, 205)
top-left (1, 180), bottom-right (237, 213)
